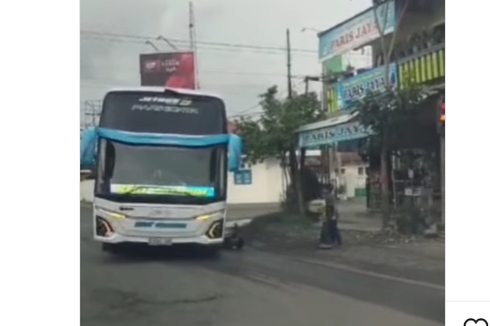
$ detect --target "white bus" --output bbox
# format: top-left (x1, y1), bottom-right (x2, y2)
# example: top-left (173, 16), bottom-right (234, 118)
top-left (80, 87), bottom-right (242, 255)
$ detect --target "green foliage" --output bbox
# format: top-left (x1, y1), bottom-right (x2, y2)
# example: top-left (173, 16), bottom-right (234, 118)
top-left (281, 167), bottom-right (322, 213)
top-left (355, 86), bottom-right (438, 153)
top-left (235, 86), bottom-right (323, 164)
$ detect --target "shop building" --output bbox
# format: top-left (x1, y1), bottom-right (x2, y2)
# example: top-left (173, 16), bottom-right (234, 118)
top-left (298, 0), bottom-right (445, 220)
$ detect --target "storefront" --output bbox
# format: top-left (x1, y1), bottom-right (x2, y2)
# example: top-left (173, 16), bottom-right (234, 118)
top-left (297, 112), bottom-right (372, 149)
top-left (296, 111), bottom-right (373, 199)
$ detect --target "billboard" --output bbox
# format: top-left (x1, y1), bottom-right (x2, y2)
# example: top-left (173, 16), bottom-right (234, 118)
top-left (318, 0), bottom-right (396, 61)
top-left (335, 63), bottom-right (398, 111)
top-left (140, 52), bottom-right (196, 89)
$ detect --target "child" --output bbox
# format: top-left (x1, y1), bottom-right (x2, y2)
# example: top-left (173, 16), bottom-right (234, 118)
top-left (326, 184), bottom-right (342, 247)
top-left (318, 184), bottom-right (342, 248)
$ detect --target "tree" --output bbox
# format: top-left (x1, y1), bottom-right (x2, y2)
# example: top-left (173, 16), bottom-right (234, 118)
top-left (356, 85), bottom-right (438, 227)
top-left (234, 86), bottom-right (322, 215)
top-left (370, 0), bottom-right (416, 228)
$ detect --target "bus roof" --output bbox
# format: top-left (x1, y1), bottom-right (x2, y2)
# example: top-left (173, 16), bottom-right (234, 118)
top-left (107, 86), bottom-right (224, 101)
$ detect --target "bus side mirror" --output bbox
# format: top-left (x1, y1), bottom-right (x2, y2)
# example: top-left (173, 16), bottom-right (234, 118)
top-left (80, 127), bottom-right (98, 174)
top-left (228, 134), bottom-right (242, 172)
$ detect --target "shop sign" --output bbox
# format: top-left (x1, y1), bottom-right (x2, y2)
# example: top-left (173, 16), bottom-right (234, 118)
top-left (299, 121), bottom-right (373, 148)
top-left (336, 63), bottom-right (398, 111)
top-left (234, 170), bottom-right (252, 185)
top-left (318, 0), bottom-right (396, 61)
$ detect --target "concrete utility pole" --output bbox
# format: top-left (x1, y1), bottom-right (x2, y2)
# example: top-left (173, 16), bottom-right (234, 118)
top-left (189, 2), bottom-right (200, 89)
top-left (302, 75), bottom-right (332, 184)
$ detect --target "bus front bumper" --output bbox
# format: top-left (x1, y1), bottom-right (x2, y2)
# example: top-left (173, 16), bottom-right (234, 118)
top-left (94, 233), bottom-right (224, 246)
top-left (94, 214), bottom-right (225, 246)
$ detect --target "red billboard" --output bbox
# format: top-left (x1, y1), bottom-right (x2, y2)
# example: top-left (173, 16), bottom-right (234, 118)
top-left (140, 52), bottom-right (196, 89)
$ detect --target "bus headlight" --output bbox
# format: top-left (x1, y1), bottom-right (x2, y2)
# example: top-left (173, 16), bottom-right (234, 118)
top-left (95, 207), bottom-right (127, 220)
top-left (196, 211), bottom-right (223, 222)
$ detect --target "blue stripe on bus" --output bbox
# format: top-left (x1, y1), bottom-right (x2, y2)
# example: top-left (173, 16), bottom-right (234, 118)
top-left (134, 221), bottom-right (187, 229)
top-left (97, 128), bottom-right (230, 147)
top-left (155, 222), bottom-right (186, 229)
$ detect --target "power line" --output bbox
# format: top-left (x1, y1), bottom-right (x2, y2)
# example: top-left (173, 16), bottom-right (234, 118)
top-left (80, 64), bottom-right (310, 78)
top-left (230, 79), bottom-right (305, 118)
top-left (80, 78), bottom-right (297, 93)
top-left (81, 30), bottom-right (317, 54)
top-left (80, 30), bottom-right (371, 58)
top-left (81, 64), bottom-right (316, 82)
top-left (81, 35), bottom-right (317, 58)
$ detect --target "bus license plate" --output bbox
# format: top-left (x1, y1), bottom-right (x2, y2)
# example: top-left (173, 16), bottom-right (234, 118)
top-left (148, 238), bottom-right (173, 246)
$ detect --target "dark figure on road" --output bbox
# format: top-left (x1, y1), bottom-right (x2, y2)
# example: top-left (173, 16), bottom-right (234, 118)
top-left (318, 184), bottom-right (342, 249)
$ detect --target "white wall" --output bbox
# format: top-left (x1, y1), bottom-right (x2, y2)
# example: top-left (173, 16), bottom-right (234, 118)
top-left (335, 164), bottom-right (367, 198)
top-left (227, 158), bottom-right (283, 204)
top-left (80, 180), bottom-right (95, 202)
top-left (80, 159), bottom-right (284, 204)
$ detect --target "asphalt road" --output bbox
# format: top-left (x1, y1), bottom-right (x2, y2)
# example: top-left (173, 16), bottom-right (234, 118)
top-left (81, 205), bottom-right (444, 326)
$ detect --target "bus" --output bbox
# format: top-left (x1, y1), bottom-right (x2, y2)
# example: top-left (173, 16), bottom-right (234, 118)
top-left (80, 87), bottom-right (242, 255)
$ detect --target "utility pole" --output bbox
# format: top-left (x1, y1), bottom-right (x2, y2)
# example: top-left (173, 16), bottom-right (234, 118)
top-left (286, 29), bottom-right (292, 99)
top-left (304, 76), bottom-right (309, 95)
top-left (189, 2), bottom-right (200, 89)
top-left (286, 28), bottom-right (305, 216)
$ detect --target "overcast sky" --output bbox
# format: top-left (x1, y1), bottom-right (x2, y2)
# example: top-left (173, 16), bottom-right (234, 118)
top-left (80, 0), bottom-right (372, 125)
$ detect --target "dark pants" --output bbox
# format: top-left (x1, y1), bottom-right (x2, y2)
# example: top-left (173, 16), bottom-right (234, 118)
top-left (319, 221), bottom-right (331, 245)
top-left (328, 220), bottom-right (342, 246)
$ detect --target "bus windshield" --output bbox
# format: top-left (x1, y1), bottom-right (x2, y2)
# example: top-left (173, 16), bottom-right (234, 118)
top-left (99, 90), bottom-right (227, 135)
top-left (95, 140), bottom-right (227, 204)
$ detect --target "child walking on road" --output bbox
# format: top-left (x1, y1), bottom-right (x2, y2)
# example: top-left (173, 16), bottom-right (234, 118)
top-left (318, 183), bottom-right (342, 249)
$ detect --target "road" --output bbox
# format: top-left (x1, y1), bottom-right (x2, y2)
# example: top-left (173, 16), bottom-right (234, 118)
top-left (81, 205), bottom-right (444, 326)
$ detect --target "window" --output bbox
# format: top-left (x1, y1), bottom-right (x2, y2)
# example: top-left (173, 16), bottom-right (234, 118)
top-left (239, 155), bottom-right (251, 169)
top-left (358, 167), bottom-right (364, 175)
top-left (95, 140), bottom-right (227, 204)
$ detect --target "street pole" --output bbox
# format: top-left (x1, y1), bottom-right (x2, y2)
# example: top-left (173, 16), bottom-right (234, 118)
top-left (304, 76), bottom-right (309, 95)
top-left (286, 28), bottom-right (305, 216)
top-left (322, 73), bottom-right (331, 185)
top-left (286, 29), bottom-right (292, 99)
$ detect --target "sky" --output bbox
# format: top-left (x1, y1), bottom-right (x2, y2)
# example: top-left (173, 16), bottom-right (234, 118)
top-left (80, 0), bottom-right (372, 126)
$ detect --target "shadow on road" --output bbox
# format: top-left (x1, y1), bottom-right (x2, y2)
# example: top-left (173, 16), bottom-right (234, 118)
top-left (96, 244), bottom-right (240, 265)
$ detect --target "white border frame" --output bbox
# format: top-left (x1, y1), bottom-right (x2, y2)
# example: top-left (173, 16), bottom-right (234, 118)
top-left (2, 0), bottom-right (490, 325)
top-left (446, 0), bottom-right (490, 323)
top-left (0, 0), bottom-right (79, 325)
